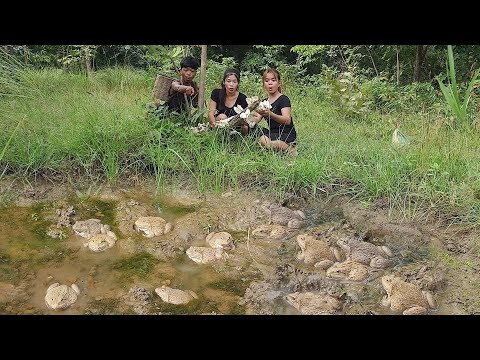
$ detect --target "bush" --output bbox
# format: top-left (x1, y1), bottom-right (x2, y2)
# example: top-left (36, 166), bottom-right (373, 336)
top-left (321, 65), bottom-right (372, 119)
top-left (363, 77), bottom-right (440, 114)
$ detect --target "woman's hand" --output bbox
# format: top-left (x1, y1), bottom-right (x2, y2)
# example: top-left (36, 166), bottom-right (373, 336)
top-left (257, 109), bottom-right (270, 118)
top-left (215, 113), bottom-right (228, 122)
top-left (211, 113), bottom-right (229, 128)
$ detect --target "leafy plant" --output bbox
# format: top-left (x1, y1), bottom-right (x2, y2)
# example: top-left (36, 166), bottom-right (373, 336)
top-left (291, 45), bottom-right (326, 68)
top-left (57, 45), bottom-right (98, 73)
top-left (143, 45), bottom-right (183, 75)
top-left (75, 184), bottom-right (102, 202)
top-left (321, 65), bottom-right (372, 119)
top-left (437, 45), bottom-right (480, 128)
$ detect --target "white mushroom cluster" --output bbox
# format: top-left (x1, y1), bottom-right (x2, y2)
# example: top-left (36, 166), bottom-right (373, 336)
top-left (233, 104), bottom-right (245, 114)
top-left (239, 108), bottom-right (250, 119)
top-left (213, 96), bottom-right (264, 129)
top-left (191, 122), bottom-right (209, 134)
top-left (246, 96), bottom-right (259, 106)
top-left (215, 118), bottom-right (230, 128)
top-left (235, 104), bottom-right (257, 128)
top-left (257, 100), bottom-right (272, 112)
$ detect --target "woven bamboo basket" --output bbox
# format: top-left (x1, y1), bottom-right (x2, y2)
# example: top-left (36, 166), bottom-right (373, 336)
top-left (153, 74), bottom-right (175, 101)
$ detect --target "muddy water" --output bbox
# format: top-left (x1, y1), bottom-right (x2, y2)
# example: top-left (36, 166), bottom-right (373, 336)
top-left (0, 182), bottom-right (470, 315)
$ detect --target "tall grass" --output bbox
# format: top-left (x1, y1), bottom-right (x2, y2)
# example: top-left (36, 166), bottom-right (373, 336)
top-left (0, 48), bottom-right (34, 181)
top-left (0, 116), bottom-right (24, 180)
top-left (1, 66), bottom-right (480, 227)
top-left (0, 47), bottom-right (39, 101)
top-left (0, 67), bottom-right (151, 182)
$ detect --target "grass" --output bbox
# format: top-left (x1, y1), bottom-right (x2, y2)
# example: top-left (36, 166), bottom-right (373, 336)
top-left (85, 297), bottom-right (122, 315)
top-left (1, 66), bottom-right (480, 228)
top-left (112, 252), bottom-right (161, 284)
top-left (207, 277), bottom-right (249, 297)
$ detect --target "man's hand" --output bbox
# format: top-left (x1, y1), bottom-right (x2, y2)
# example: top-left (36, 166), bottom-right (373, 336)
top-left (185, 86), bottom-right (195, 96)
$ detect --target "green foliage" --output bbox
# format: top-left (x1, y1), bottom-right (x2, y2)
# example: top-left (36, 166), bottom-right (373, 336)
top-left (147, 103), bottom-right (208, 130)
top-left (92, 67), bottom-right (150, 91)
top-left (0, 46), bottom-right (37, 99)
top-left (275, 62), bottom-right (306, 93)
top-left (6, 45), bottom-right (480, 88)
top-left (57, 45), bottom-right (98, 72)
top-left (205, 57), bottom-right (237, 93)
top-left (242, 45), bottom-right (289, 74)
top-left (437, 45), bottom-right (480, 129)
top-left (75, 184), bottom-right (103, 203)
top-left (142, 45), bottom-right (183, 75)
top-left (0, 67), bottom-right (151, 180)
top-left (321, 65), bottom-right (372, 119)
top-left (363, 77), bottom-right (439, 113)
top-left (7, 45), bottom-right (63, 68)
top-left (204, 58), bottom-right (263, 102)
top-left (291, 45), bottom-right (326, 67)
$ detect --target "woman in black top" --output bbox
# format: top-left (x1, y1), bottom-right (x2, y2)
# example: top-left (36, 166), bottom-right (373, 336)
top-left (208, 68), bottom-right (249, 133)
top-left (252, 68), bottom-right (297, 155)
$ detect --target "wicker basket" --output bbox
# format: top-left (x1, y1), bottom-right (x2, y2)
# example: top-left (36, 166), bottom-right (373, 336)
top-left (153, 74), bottom-right (175, 101)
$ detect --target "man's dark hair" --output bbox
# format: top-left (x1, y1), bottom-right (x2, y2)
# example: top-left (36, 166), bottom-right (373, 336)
top-left (180, 56), bottom-right (199, 70)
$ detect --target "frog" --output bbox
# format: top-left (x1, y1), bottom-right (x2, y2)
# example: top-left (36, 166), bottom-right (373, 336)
top-left (261, 201), bottom-right (306, 229)
top-left (45, 283), bottom-right (80, 310)
top-left (72, 219), bottom-right (110, 239)
top-left (337, 237), bottom-right (392, 269)
top-left (206, 231), bottom-right (235, 251)
top-left (155, 286), bottom-right (198, 305)
top-left (326, 260), bottom-right (370, 281)
top-left (251, 224), bottom-right (288, 240)
top-left (186, 246), bottom-right (225, 264)
top-left (134, 216), bottom-right (173, 238)
top-left (296, 234), bottom-right (341, 269)
top-left (85, 232), bottom-right (117, 252)
top-left (285, 291), bottom-right (343, 315)
top-left (55, 206), bottom-right (76, 227)
top-left (381, 275), bottom-right (437, 315)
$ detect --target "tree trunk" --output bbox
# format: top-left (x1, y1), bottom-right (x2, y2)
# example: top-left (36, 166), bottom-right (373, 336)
top-left (337, 45), bottom-right (348, 72)
top-left (413, 45), bottom-right (429, 82)
top-left (63, 46), bottom-right (69, 73)
top-left (198, 45), bottom-right (207, 111)
top-left (365, 45), bottom-right (378, 76)
top-left (84, 47), bottom-right (93, 76)
top-left (396, 46), bottom-right (400, 85)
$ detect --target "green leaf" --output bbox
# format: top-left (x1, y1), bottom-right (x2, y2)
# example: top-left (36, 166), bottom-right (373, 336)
top-left (447, 45), bottom-right (461, 106)
top-left (462, 67), bottom-right (480, 113)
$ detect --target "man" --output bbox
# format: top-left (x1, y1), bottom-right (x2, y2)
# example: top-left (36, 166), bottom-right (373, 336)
top-left (166, 56), bottom-right (199, 114)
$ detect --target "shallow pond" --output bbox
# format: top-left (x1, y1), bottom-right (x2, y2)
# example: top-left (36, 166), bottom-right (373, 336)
top-left (0, 181), bottom-right (474, 315)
